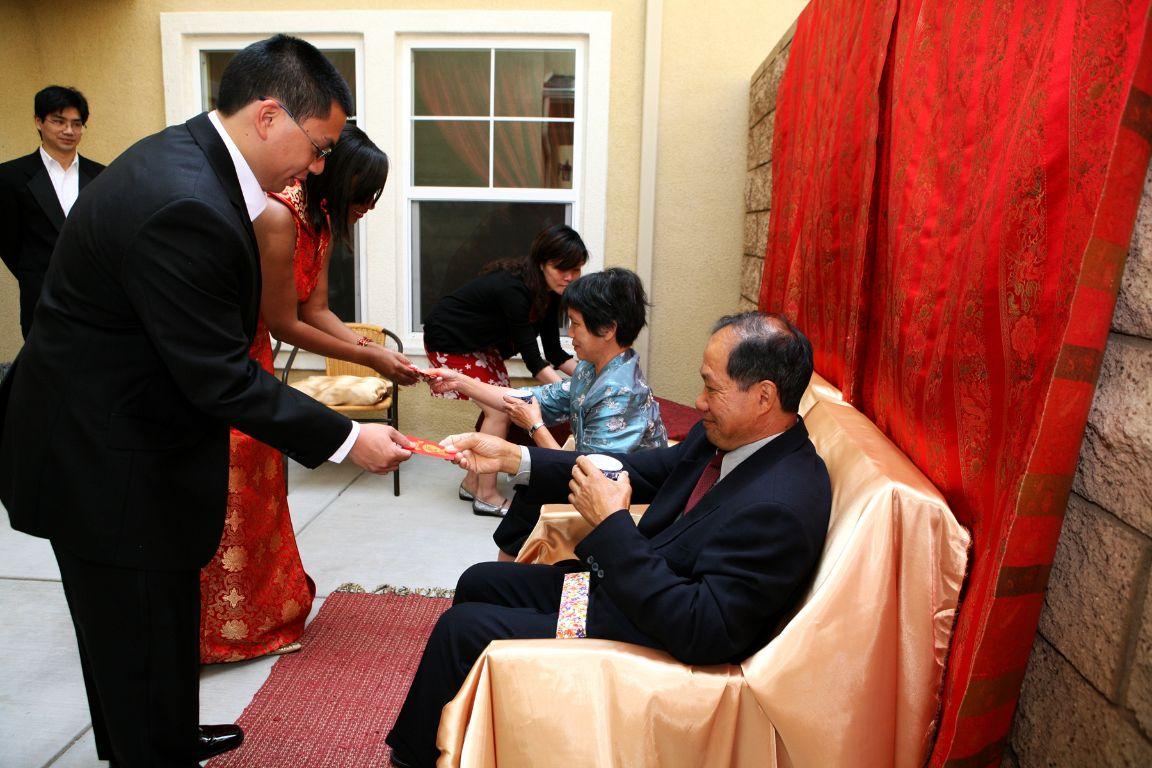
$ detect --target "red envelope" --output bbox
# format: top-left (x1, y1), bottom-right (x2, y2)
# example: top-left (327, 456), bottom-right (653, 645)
top-left (407, 366), bottom-right (437, 382)
top-left (405, 435), bottom-right (458, 460)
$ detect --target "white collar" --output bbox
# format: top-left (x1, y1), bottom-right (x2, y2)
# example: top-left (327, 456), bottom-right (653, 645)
top-left (207, 110), bottom-right (267, 222)
top-left (39, 146), bottom-right (78, 171)
top-left (718, 429), bottom-right (785, 483)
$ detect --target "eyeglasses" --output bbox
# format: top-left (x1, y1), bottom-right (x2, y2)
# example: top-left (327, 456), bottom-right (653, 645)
top-left (265, 97), bottom-right (332, 160)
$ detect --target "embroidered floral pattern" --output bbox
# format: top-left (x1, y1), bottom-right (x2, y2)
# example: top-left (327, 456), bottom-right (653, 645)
top-left (424, 347), bottom-right (510, 400)
top-left (555, 571), bottom-right (590, 639)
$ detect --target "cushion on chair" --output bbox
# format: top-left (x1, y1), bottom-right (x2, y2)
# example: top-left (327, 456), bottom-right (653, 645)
top-left (291, 375), bottom-right (393, 407)
top-left (438, 391), bottom-right (969, 768)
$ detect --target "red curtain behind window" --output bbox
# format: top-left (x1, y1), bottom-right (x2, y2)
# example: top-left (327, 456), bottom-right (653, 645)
top-left (762, 1), bottom-right (1152, 764)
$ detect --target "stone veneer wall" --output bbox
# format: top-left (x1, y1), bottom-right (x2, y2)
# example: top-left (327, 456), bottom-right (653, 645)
top-left (745, 29), bottom-right (1152, 768)
top-left (1003, 168), bottom-right (1152, 765)
top-left (741, 29), bottom-right (792, 310)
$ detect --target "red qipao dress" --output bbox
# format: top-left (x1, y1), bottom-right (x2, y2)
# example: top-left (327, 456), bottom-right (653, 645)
top-left (199, 183), bottom-right (330, 663)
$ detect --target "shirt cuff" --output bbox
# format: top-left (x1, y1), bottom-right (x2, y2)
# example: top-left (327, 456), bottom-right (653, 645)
top-left (327, 421), bottom-right (360, 464)
top-left (514, 445), bottom-right (531, 480)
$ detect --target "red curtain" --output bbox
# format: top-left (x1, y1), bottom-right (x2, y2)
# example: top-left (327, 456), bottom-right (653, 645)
top-left (760, 0), bottom-right (897, 398)
top-left (762, 1), bottom-right (1152, 764)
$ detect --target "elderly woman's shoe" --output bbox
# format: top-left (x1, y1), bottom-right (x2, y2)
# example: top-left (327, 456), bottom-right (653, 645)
top-left (458, 482), bottom-right (476, 502)
top-left (472, 498), bottom-right (510, 518)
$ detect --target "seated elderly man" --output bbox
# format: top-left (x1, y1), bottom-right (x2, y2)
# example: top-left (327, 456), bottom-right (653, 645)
top-left (385, 312), bottom-right (832, 768)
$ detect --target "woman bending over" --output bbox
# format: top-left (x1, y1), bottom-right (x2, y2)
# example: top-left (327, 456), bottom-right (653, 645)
top-left (422, 224), bottom-right (587, 516)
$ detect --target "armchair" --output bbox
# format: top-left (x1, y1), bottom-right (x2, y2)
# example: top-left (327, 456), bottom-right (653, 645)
top-left (436, 393), bottom-right (970, 767)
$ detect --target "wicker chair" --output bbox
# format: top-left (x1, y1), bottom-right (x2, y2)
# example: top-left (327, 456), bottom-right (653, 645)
top-left (278, 322), bottom-right (403, 496)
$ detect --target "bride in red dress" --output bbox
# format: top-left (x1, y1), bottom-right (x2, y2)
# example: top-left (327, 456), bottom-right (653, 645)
top-left (200, 125), bottom-right (417, 662)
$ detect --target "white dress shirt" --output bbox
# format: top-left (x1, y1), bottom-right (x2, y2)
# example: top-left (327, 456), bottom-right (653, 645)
top-left (205, 111), bottom-right (359, 463)
top-left (39, 147), bottom-right (80, 216)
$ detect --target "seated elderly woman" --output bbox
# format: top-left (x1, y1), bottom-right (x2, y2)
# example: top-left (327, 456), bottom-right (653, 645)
top-left (428, 267), bottom-right (667, 557)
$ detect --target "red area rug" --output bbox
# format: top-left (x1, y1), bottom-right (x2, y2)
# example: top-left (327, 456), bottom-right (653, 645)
top-left (207, 587), bottom-right (451, 768)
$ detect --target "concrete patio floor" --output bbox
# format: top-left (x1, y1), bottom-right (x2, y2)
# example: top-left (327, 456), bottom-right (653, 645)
top-left (0, 454), bottom-right (503, 768)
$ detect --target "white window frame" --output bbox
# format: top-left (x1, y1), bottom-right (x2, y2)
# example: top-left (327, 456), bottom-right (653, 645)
top-left (402, 38), bottom-right (585, 337)
top-left (160, 11), bottom-right (611, 373)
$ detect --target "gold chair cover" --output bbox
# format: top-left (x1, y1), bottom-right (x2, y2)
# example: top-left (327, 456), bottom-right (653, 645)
top-left (437, 390), bottom-right (969, 768)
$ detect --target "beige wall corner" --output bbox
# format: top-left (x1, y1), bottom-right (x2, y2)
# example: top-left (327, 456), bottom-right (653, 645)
top-left (0, 0), bottom-right (44, 361)
top-left (646, 0), bottom-right (808, 405)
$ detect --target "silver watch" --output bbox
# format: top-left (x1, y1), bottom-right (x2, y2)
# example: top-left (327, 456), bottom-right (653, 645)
top-left (528, 422), bottom-right (545, 437)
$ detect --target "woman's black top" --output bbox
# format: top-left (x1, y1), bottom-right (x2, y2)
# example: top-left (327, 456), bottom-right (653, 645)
top-left (423, 269), bottom-right (572, 376)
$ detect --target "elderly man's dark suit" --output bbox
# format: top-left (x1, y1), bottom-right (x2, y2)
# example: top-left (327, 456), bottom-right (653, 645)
top-left (0, 150), bottom-right (105, 337)
top-left (0, 113), bottom-right (351, 767)
top-left (387, 418), bottom-right (832, 766)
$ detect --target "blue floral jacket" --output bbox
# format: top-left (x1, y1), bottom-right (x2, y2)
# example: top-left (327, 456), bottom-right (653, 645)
top-left (529, 348), bottom-right (667, 453)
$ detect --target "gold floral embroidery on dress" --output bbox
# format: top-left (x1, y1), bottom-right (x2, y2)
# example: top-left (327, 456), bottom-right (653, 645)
top-left (221, 546), bottom-right (247, 572)
top-left (222, 588), bottom-right (244, 609)
top-left (281, 599), bottom-right (301, 622)
top-left (221, 620), bottom-right (249, 641)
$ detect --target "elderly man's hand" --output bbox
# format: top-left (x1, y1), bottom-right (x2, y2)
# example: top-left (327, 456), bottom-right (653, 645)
top-left (569, 455), bottom-right (632, 528)
top-left (441, 432), bottom-right (522, 475)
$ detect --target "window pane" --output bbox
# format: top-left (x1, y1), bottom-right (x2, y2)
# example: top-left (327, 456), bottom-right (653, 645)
top-left (413, 201), bottom-right (569, 327)
top-left (200, 49), bottom-right (358, 118)
top-left (413, 50), bottom-right (490, 117)
top-left (494, 50), bottom-right (576, 118)
top-left (413, 121), bottom-right (489, 187)
top-left (327, 239), bottom-right (357, 322)
top-left (494, 121), bottom-right (574, 189)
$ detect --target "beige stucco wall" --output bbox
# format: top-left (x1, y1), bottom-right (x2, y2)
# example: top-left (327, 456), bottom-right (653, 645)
top-left (0, 0), bottom-right (806, 434)
top-left (646, 0), bottom-right (808, 404)
top-left (0, 1), bottom-right (43, 361)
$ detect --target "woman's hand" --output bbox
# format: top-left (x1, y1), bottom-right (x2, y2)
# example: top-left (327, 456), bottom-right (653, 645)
top-left (426, 367), bottom-right (468, 396)
top-left (502, 396), bottom-right (543, 431)
top-left (369, 347), bottom-right (419, 385)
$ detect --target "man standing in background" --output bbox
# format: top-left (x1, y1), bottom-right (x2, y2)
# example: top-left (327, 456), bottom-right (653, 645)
top-left (0, 86), bottom-right (104, 338)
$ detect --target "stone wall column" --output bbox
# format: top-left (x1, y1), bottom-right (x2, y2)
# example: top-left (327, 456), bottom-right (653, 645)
top-left (743, 27), bottom-right (794, 311)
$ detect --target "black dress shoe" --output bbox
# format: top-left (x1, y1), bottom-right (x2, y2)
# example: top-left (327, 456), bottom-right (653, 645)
top-left (197, 724), bottom-right (244, 760)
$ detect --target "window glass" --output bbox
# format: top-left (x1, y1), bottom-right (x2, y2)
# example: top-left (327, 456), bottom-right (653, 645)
top-left (413, 121), bottom-right (489, 187)
top-left (409, 44), bottom-right (579, 337)
top-left (413, 201), bottom-right (569, 327)
top-left (413, 50), bottom-right (490, 116)
top-left (493, 49), bottom-right (575, 118)
top-left (493, 120), bottom-right (574, 189)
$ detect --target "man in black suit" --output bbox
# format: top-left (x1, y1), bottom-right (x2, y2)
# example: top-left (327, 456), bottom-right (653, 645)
top-left (0, 36), bottom-right (412, 767)
top-left (386, 312), bottom-right (833, 768)
top-left (0, 85), bottom-right (105, 338)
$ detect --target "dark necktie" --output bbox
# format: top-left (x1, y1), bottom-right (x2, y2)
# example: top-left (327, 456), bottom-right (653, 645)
top-left (683, 450), bottom-right (726, 516)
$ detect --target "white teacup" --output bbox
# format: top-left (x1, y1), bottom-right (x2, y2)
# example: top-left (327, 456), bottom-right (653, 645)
top-left (507, 388), bottom-right (535, 403)
top-left (585, 454), bottom-right (624, 481)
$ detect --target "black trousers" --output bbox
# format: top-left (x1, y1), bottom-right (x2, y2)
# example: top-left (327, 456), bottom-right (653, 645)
top-left (386, 560), bottom-right (586, 767)
top-left (52, 541), bottom-right (201, 767)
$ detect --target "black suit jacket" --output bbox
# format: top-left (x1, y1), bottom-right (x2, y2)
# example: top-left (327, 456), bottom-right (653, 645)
top-left (526, 419), bottom-right (831, 665)
top-left (0, 150), bottom-right (104, 337)
top-left (0, 113), bottom-right (351, 570)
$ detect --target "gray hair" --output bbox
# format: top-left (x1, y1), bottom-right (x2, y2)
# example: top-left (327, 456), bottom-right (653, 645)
top-left (711, 312), bottom-right (813, 413)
